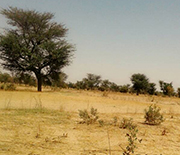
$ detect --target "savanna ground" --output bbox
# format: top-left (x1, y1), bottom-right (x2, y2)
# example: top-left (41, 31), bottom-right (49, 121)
top-left (1, 86), bottom-right (180, 155)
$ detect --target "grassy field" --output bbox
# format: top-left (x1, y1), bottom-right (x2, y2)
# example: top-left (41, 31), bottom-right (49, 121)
top-left (1, 88), bottom-right (180, 154)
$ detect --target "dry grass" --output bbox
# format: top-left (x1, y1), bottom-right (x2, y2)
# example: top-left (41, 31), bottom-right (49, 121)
top-left (0, 88), bottom-right (180, 154)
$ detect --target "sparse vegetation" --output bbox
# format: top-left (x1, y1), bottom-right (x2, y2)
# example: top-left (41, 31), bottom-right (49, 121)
top-left (0, 89), bottom-right (179, 154)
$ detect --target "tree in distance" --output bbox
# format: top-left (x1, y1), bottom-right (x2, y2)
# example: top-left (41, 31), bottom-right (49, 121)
top-left (0, 7), bottom-right (74, 91)
top-left (159, 80), bottom-right (174, 96)
top-left (147, 82), bottom-right (156, 95)
top-left (131, 73), bottom-right (149, 95)
top-left (76, 73), bottom-right (102, 90)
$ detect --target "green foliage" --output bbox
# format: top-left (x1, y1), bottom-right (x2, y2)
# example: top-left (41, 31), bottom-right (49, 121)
top-left (78, 107), bottom-right (99, 125)
top-left (0, 7), bottom-right (74, 91)
top-left (144, 104), bottom-right (164, 125)
top-left (130, 73), bottom-right (149, 95)
top-left (159, 81), bottom-right (174, 96)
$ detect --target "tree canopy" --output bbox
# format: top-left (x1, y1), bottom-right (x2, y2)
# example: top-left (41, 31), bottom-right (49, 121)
top-left (131, 73), bottom-right (149, 95)
top-left (0, 7), bottom-right (74, 91)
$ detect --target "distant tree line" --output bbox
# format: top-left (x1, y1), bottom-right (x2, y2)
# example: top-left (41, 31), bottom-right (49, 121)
top-left (0, 71), bottom-right (179, 97)
top-left (67, 73), bottom-right (179, 97)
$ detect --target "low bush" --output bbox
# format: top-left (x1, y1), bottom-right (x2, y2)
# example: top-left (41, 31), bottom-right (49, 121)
top-left (144, 104), bottom-right (164, 125)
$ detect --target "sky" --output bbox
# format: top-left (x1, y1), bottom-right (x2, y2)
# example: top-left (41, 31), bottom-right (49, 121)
top-left (0, 0), bottom-right (180, 89)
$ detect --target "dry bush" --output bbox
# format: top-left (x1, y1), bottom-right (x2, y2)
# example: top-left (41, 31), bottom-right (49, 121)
top-left (119, 118), bottom-right (135, 129)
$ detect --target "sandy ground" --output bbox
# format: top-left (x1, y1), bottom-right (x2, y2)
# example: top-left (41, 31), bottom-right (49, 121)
top-left (0, 88), bottom-right (180, 154)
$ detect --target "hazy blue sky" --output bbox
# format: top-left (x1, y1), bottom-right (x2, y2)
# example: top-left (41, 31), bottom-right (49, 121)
top-left (0, 0), bottom-right (180, 89)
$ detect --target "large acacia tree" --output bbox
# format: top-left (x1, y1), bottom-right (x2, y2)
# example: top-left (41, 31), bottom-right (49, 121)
top-left (0, 7), bottom-right (74, 91)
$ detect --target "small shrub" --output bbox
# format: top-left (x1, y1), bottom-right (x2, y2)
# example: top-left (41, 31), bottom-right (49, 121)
top-left (78, 107), bottom-right (99, 125)
top-left (120, 118), bottom-right (142, 155)
top-left (144, 104), bottom-right (164, 125)
top-left (98, 119), bottom-right (104, 127)
top-left (120, 118), bottom-right (135, 129)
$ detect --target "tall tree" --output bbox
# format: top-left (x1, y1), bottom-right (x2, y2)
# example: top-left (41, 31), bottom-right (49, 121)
top-left (0, 7), bottom-right (74, 91)
top-left (130, 73), bottom-right (149, 95)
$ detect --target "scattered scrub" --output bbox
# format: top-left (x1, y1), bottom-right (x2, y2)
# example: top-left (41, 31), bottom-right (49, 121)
top-left (144, 104), bottom-right (164, 125)
top-left (78, 107), bottom-right (99, 125)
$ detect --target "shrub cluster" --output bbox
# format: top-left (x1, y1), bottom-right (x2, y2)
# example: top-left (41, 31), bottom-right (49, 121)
top-left (78, 107), bottom-right (99, 125)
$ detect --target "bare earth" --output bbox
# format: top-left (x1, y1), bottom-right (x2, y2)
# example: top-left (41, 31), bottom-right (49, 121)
top-left (0, 88), bottom-right (180, 155)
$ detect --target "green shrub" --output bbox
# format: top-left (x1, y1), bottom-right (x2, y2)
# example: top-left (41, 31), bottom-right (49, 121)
top-left (78, 107), bottom-right (99, 125)
top-left (144, 104), bottom-right (164, 125)
top-left (5, 83), bottom-right (16, 91)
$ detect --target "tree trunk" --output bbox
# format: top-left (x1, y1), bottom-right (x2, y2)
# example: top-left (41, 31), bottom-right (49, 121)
top-left (36, 73), bottom-right (42, 92)
top-left (37, 77), bottom-right (42, 92)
